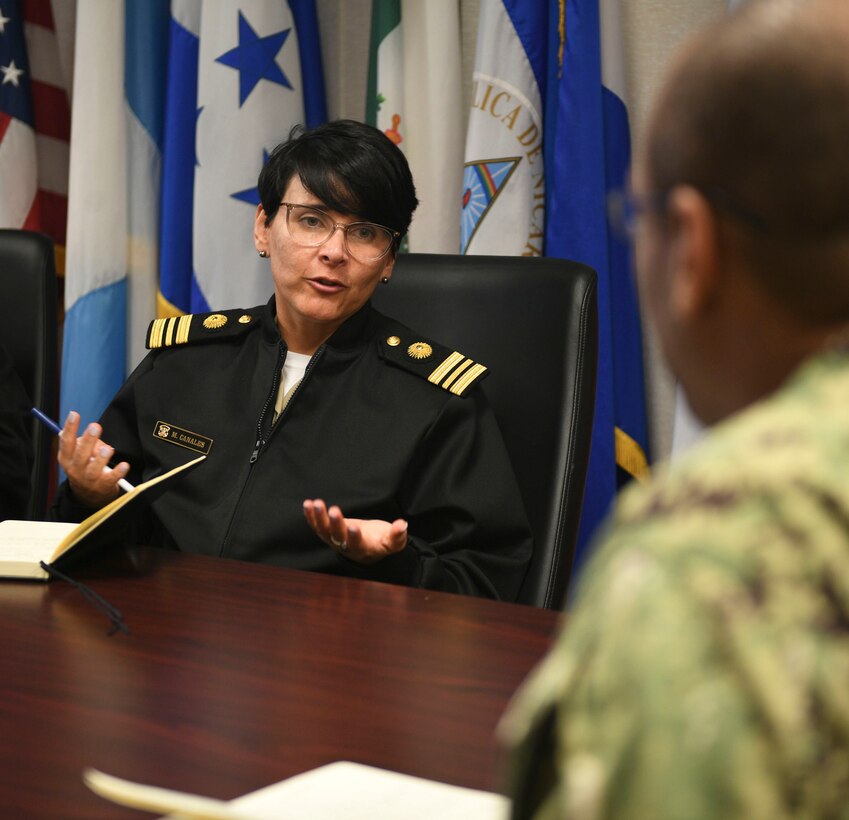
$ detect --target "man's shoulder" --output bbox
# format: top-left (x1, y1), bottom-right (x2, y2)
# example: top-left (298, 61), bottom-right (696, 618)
top-left (594, 369), bottom-right (849, 591)
top-left (145, 307), bottom-right (265, 351)
top-left (619, 364), bottom-right (847, 532)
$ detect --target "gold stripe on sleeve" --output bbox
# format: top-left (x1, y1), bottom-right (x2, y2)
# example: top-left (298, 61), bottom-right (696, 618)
top-left (451, 363), bottom-right (488, 395)
top-left (428, 351), bottom-right (465, 385)
top-left (164, 317), bottom-right (177, 347)
top-left (176, 314), bottom-right (192, 345)
top-left (149, 318), bottom-right (166, 349)
top-left (157, 318), bottom-right (168, 349)
top-left (441, 358), bottom-right (473, 390)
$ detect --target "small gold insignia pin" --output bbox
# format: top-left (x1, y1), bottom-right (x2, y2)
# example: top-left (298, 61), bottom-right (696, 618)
top-left (408, 342), bottom-right (433, 360)
top-left (238, 314), bottom-right (253, 324)
top-left (386, 335), bottom-right (401, 347)
top-left (203, 313), bottom-right (228, 329)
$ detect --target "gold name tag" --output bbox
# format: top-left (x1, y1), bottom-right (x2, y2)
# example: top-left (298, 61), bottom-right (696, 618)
top-left (152, 421), bottom-right (213, 455)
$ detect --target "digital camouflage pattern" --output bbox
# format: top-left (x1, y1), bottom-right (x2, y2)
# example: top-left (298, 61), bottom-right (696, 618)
top-left (503, 350), bottom-right (849, 819)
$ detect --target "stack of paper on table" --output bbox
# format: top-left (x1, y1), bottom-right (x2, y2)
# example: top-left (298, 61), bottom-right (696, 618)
top-left (84, 761), bottom-right (510, 819)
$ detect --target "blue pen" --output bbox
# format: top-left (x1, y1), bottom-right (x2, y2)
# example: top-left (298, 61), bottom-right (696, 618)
top-left (31, 408), bottom-right (135, 493)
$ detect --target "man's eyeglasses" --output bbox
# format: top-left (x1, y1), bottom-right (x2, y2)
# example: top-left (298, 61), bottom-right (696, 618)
top-left (607, 185), bottom-right (769, 242)
top-left (606, 189), bottom-right (670, 241)
top-left (280, 202), bottom-right (399, 263)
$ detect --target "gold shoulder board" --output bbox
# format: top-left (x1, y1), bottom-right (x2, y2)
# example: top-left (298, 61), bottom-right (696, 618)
top-left (146, 310), bottom-right (258, 350)
top-left (379, 332), bottom-right (488, 396)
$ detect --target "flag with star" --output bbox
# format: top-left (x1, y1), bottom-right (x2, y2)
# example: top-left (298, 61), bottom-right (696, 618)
top-left (0, 0), bottom-right (71, 272)
top-left (0, 1), bottom-right (35, 230)
top-left (160, 0), bottom-right (326, 316)
top-left (61, 0), bottom-right (326, 433)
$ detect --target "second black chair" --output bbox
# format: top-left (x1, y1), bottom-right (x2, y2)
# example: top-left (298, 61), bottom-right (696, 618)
top-left (374, 253), bottom-right (598, 609)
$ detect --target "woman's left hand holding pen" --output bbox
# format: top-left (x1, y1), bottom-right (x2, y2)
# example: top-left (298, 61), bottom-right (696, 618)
top-left (58, 411), bottom-right (132, 510)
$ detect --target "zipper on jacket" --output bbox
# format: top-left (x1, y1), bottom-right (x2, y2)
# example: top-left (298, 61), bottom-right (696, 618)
top-left (219, 342), bottom-right (325, 558)
top-left (249, 341), bottom-right (285, 464)
top-left (269, 345), bottom-right (324, 430)
top-left (249, 342), bottom-right (325, 464)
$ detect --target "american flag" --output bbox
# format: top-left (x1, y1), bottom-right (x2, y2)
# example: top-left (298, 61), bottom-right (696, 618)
top-left (0, 0), bottom-right (70, 272)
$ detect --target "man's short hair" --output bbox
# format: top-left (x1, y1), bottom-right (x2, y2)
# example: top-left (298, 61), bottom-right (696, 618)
top-left (258, 119), bottom-right (418, 250)
top-left (645, 0), bottom-right (849, 323)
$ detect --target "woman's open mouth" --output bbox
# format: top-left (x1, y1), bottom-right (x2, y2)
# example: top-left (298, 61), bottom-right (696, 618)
top-left (308, 276), bottom-right (347, 294)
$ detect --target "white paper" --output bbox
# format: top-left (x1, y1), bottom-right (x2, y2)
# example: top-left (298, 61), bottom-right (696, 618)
top-left (86, 761), bottom-right (511, 820)
top-left (230, 762), bottom-right (510, 820)
top-left (0, 520), bottom-right (76, 562)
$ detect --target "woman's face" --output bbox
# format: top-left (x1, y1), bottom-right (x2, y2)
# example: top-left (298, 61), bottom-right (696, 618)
top-left (254, 176), bottom-right (395, 348)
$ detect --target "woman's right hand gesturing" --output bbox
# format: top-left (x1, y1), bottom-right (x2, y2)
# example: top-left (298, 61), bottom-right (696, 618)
top-left (57, 411), bottom-right (131, 510)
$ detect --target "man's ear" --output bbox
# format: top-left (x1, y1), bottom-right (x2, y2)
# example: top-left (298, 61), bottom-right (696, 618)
top-left (665, 186), bottom-right (722, 322)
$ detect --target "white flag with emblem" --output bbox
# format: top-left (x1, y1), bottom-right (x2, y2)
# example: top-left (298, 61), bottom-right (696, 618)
top-left (461, 0), bottom-right (544, 256)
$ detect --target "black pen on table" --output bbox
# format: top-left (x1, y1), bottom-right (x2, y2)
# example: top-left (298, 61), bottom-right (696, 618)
top-left (31, 408), bottom-right (136, 493)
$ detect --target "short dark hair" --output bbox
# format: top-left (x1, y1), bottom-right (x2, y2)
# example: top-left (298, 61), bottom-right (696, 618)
top-left (645, 0), bottom-right (849, 323)
top-left (257, 119), bottom-right (418, 251)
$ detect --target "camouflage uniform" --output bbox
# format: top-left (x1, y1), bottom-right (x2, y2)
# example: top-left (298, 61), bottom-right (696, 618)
top-left (503, 350), bottom-right (849, 819)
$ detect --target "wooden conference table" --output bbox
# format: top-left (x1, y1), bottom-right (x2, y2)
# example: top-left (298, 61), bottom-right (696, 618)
top-left (0, 548), bottom-right (559, 818)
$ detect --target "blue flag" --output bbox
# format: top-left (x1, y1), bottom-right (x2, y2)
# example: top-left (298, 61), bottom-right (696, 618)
top-left (544, 0), bottom-right (650, 569)
top-left (158, 0), bottom-right (327, 317)
top-left (62, 0), bottom-right (326, 435)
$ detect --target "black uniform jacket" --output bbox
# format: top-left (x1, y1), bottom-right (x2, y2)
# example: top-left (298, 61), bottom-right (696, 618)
top-left (53, 299), bottom-right (532, 600)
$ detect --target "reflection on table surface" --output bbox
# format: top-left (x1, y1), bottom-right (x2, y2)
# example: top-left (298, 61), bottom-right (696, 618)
top-left (0, 547), bottom-right (559, 819)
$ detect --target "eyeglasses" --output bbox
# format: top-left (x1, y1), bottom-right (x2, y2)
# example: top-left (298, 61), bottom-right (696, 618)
top-left (606, 189), bottom-right (670, 241)
top-left (280, 202), bottom-right (399, 263)
top-left (607, 185), bottom-right (769, 242)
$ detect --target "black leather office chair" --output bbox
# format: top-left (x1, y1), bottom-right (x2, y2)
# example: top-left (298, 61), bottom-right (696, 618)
top-left (374, 253), bottom-right (597, 609)
top-left (0, 230), bottom-right (59, 519)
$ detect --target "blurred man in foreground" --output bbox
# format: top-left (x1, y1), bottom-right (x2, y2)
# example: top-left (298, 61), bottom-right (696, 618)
top-left (503, 0), bottom-right (849, 816)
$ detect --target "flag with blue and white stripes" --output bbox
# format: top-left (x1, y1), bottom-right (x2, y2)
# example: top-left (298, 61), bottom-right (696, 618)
top-left (61, 0), bottom-right (326, 430)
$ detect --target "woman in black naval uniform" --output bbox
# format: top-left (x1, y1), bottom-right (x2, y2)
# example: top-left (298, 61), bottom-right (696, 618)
top-left (53, 120), bottom-right (532, 600)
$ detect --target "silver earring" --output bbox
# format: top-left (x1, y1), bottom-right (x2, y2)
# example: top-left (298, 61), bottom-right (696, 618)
top-left (381, 277), bottom-right (389, 284)
top-left (258, 250), bottom-right (268, 258)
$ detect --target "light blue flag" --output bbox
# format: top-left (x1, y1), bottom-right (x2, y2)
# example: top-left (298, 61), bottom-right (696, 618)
top-left (62, 0), bottom-right (168, 430)
top-left (159, 0), bottom-right (327, 317)
top-left (544, 0), bottom-right (649, 571)
top-left (63, 0), bottom-right (326, 436)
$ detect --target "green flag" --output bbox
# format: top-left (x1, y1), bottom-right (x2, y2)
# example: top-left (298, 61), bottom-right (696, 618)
top-left (366, 0), bottom-right (463, 253)
top-left (366, 0), bottom-right (404, 144)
